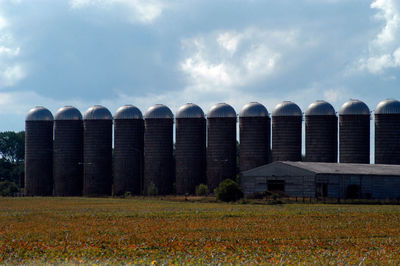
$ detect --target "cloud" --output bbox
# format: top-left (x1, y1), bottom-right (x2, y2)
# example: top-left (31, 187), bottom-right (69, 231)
top-left (69, 0), bottom-right (165, 24)
top-left (0, 13), bottom-right (26, 88)
top-left (359, 0), bottom-right (400, 74)
top-left (180, 28), bottom-right (299, 96)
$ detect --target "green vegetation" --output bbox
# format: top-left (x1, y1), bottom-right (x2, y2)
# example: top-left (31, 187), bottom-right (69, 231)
top-left (215, 179), bottom-right (243, 202)
top-left (195, 183), bottom-right (209, 196)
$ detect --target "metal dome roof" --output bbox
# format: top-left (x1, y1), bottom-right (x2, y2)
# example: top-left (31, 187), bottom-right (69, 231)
top-left (144, 104), bottom-right (173, 119)
top-left (305, 100), bottom-right (336, 116)
top-left (83, 105), bottom-right (112, 120)
top-left (375, 99), bottom-right (400, 114)
top-left (239, 102), bottom-right (268, 117)
top-left (207, 103), bottom-right (236, 118)
top-left (114, 104), bottom-right (143, 119)
top-left (176, 103), bottom-right (205, 118)
top-left (54, 106), bottom-right (82, 120)
top-left (339, 99), bottom-right (370, 115)
top-left (26, 106), bottom-right (54, 121)
top-left (272, 101), bottom-right (302, 117)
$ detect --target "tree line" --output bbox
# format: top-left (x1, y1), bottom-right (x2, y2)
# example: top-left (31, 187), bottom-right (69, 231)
top-left (0, 131), bottom-right (24, 195)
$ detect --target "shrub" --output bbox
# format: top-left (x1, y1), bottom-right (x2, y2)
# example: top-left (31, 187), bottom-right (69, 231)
top-left (0, 181), bottom-right (19, 196)
top-left (147, 182), bottom-right (158, 196)
top-left (215, 179), bottom-right (243, 202)
top-left (195, 184), bottom-right (209, 196)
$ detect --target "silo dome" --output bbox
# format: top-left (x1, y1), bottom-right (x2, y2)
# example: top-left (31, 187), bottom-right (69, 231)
top-left (272, 101), bottom-right (302, 116)
top-left (375, 99), bottom-right (400, 114)
top-left (83, 105), bottom-right (112, 120)
top-left (339, 99), bottom-right (370, 115)
top-left (55, 106), bottom-right (82, 120)
top-left (26, 106), bottom-right (54, 121)
top-left (207, 103), bottom-right (236, 118)
top-left (305, 100), bottom-right (336, 116)
top-left (176, 103), bottom-right (205, 118)
top-left (145, 104), bottom-right (173, 119)
top-left (114, 104), bottom-right (143, 119)
top-left (239, 102), bottom-right (268, 117)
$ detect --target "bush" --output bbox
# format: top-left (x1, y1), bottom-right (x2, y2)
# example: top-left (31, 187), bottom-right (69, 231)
top-left (147, 182), bottom-right (158, 196)
top-left (195, 184), bottom-right (209, 196)
top-left (215, 179), bottom-right (243, 202)
top-left (0, 181), bottom-right (19, 196)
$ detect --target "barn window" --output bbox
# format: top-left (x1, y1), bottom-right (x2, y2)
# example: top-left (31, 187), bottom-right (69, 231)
top-left (267, 180), bottom-right (285, 192)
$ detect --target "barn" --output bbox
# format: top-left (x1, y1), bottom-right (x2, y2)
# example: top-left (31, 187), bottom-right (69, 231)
top-left (241, 161), bottom-right (400, 199)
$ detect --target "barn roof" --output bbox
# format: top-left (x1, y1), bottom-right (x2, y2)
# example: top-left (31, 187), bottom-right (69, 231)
top-left (242, 161), bottom-right (400, 177)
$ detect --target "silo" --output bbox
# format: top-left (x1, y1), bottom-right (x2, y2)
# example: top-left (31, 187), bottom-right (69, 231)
top-left (175, 103), bottom-right (206, 195)
top-left (53, 106), bottom-right (83, 196)
top-left (83, 105), bottom-right (113, 196)
top-left (25, 106), bottom-right (53, 196)
top-left (305, 100), bottom-right (337, 163)
top-left (207, 103), bottom-right (237, 191)
top-left (375, 99), bottom-right (400, 164)
top-left (339, 99), bottom-right (370, 164)
top-left (113, 105), bottom-right (144, 196)
top-left (239, 102), bottom-right (270, 172)
top-left (272, 101), bottom-right (302, 162)
top-left (143, 104), bottom-right (174, 195)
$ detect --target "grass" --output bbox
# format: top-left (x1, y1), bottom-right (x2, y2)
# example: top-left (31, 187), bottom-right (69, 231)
top-left (0, 197), bottom-right (400, 264)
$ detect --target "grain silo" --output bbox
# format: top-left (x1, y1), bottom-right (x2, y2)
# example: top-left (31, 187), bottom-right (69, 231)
top-left (239, 102), bottom-right (270, 172)
top-left (113, 105), bottom-right (144, 196)
top-left (53, 106), bottom-right (83, 196)
top-left (175, 103), bottom-right (206, 195)
top-left (83, 105), bottom-right (113, 196)
top-left (207, 103), bottom-right (237, 191)
top-left (305, 100), bottom-right (337, 163)
top-left (375, 99), bottom-right (400, 165)
top-left (25, 106), bottom-right (54, 196)
top-left (339, 99), bottom-right (370, 164)
top-left (271, 101), bottom-right (302, 162)
top-left (143, 104), bottom-right (174, 195)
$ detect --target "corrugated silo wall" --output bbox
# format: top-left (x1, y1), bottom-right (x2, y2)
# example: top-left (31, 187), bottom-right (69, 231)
top-left (175, 118), bottom-right (206, 194)
top-left (24, 121), bottom-right (53, 196)
top-left (113, 119), bottom-right (144, 195)
top-left (375, 114), bottom-right (400, 164)
top-left (53, 120), bottom-right (83, 196)
top-left (144, 118), bottom-right (174, 195)
top-left (339, 115), bottom-right (370, 164)
top-left (207, 117), bottom-right (237, 191)
top-left (272, 116), bottom-right (302, 161)
top-left (239, 116), bottom-right (270, 172)
top-left (83, 120), bottom-right (112, 196)
top-left (305, 115), bottom-right (337, 162)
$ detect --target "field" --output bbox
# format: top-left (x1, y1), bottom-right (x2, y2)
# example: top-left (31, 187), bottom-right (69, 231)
top-left (1, 198), bottom-right (400, 264)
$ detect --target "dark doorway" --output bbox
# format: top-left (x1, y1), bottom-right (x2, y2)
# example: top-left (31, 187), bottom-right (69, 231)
top-left (317, 183), bottom-right (328, 198)
top-left (267, 180), bottom-right (285, 192)
top-left (346, 184), bottom-right (360, 199)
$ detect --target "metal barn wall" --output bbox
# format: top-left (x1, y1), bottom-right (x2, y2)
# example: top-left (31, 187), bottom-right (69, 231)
top-left (143, 118), bottom-right (174, 195)
top-left (339, 115), bottom-right (370, 164)
top-left (113, 119), bottom-right (144, 195)
top-left (305, 115), bottom-right (337, 162)
top-left (25, 121), bottom-right (54, 196)
top-left (53, 120), bottom-right (83, 196)
top-left (272, 116), bottom-right (302, 162)
top-left (239, 116), bottom-right (270, 172)
top-left (206, 117), bottom-right (237, 191)
top-left (375, 114), bottom-right (400, 164)
top-left (175, 118), bottom-right (206, 194)
top-left (83, 120), bottom-right (113, 196)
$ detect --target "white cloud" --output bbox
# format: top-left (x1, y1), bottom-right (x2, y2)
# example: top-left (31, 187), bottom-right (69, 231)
top-left (0, 13), bottom-right (26, 88)
top-left (180, 28), bottom-right (299, 97)
top-left (69, 0), bottom-right (164, 24)
top-left (359, 0), bottom-right (400, 74)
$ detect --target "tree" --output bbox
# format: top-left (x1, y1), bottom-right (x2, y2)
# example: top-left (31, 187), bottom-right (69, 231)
top-left (0, 131), bottom-right (25, 163)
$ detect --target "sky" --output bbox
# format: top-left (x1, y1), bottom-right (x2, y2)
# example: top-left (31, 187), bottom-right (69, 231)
top-left (0, 0), bottom-right (399, 133)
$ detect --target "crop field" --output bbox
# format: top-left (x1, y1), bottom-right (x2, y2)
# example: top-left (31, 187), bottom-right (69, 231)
top-left (0, 198), bottom-right (400, 264)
